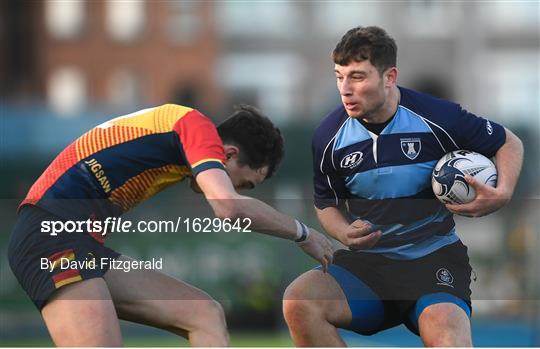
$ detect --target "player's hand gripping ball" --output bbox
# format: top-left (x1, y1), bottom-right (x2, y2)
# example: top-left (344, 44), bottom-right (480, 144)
top-left (432, 150), bottom-right (497, 204)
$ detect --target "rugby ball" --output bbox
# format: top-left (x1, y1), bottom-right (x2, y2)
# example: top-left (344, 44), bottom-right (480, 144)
top-left (432, 150), bottom-right (497, 204)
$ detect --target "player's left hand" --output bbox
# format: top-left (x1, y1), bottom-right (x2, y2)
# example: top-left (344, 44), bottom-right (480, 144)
top-left (445, 175), bottom-right (510, 217)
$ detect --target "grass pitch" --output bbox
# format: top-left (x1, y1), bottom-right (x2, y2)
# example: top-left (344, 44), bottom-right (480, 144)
top-left (1, 331), bottom-right (295, 347)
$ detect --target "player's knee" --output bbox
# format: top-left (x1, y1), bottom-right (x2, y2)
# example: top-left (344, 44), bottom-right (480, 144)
top-left (166, 299), bottom-right (227, 336)
top-left (173, 300), bottom-right (228, 346)
top-left (196, 300), bottom-right (227, 330)
top-left (283, 282), bottom-right (321, 328)
top-left (420, 304), bottom-right (471, 347)
top-left (283, 298), bottom-right (320, 330)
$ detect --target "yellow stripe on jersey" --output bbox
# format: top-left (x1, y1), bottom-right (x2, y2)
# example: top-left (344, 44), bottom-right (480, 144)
top-left (52, 268), bottom-right (83, 289)
top-left (109, 104), bottom-right (193, 133)
top-left (75, 126), bottom-right (152, 161)
top-left (191, 158), bottom-right (225, 169)
top-left (54, 275), bottom-right (83, 289)
top-left (74, 104), bottom-right (194, 161)
top-left (109, 164), bottom-right (192, 211)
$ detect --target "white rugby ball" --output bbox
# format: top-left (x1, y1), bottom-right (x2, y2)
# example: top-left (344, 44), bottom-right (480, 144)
top-left (432, 150), bottom-right (497, 204)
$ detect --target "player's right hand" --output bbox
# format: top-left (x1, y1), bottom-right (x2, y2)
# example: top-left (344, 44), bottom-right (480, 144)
top-left (296, 228), bottom-right (334, 272)
top-left (341, 219), bottom-right (382, 250)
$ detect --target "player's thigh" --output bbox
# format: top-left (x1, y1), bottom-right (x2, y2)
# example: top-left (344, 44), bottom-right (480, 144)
top-left (283, 268), bottom-right (352, 327)
top-left (41, 277), bottom-right (122, 346)
top-left (103, 255), bottom-right (223, 333)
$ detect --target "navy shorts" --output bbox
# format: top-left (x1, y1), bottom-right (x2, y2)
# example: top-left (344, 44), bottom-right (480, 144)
top-left (8, 205), bottom-right (120, 310)
top-left (317, 240), bottom-right (472, 336)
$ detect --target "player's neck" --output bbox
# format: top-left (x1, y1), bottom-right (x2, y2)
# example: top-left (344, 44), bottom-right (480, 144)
top-left (362, 86), bottom-right (400, 124)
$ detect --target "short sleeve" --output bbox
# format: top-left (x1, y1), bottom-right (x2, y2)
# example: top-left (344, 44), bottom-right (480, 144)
top-left (312, 134), bottom-right (348, 209)
top-left (446, 105), bottom-right (506, 158)
top-left (173, 110), bottom-right (226, 176)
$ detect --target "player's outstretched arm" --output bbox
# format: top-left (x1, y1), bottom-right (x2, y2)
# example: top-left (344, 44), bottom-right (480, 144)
top-left (315, 206), bottom-right (381, 249)
top-left (195, 168), bottom-right (334, 271)
top-left (446, 127), bottom-right (524, 217)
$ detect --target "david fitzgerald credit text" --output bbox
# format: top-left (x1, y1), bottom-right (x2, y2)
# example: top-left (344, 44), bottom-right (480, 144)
top-left (41, 256), bottom-right (163, 273)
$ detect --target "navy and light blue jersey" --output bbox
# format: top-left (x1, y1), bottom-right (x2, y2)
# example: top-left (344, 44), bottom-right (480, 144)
top-left (313, 87), bottom-right (506, 260)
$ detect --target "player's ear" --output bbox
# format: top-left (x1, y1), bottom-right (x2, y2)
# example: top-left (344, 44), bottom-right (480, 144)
top-left (385, 67), bottom-right (398, 86)
top-left (223, 145), bottom-right (239, 160)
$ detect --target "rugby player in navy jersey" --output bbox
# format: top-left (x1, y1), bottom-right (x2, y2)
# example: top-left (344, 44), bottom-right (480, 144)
top-left (283, 26), bottom-right (523, 346)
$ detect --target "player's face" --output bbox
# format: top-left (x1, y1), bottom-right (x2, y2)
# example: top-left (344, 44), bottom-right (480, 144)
top-left (225, 158), bottom-right (268, 191)
top-left (335, 60), bottom-right (388, 121)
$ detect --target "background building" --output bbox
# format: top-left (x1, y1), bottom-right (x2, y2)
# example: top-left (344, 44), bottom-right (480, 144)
top-left (2, 1), bottom-right (220, 114)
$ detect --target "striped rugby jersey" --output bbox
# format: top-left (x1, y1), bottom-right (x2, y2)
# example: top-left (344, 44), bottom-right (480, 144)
top-left (313, 87), bottom-right (506, 260)
top-left (21, 104), bottom-right (226, 219)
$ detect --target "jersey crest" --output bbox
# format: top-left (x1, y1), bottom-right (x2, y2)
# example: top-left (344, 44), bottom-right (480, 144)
top-left (400, 137), bottom-right (421, 160)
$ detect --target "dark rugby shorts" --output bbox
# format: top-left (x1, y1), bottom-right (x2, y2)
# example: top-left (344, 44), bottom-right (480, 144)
top-left (316, 240), bottom-right (472, 336)
top-left (8, 205), bottom-right (120, 310)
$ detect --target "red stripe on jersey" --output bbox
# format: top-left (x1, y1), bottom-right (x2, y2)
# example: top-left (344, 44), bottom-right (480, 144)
top-left (48, 249), bottom-right (75, 262)
top-left (173, 110), bottom-right (226, 168)
top-left (52, 268), bottom-right (80, 283)
top-left (21, 142), bottom-right (79, 206)
top-left (52, 268), bottom-right (82, 288)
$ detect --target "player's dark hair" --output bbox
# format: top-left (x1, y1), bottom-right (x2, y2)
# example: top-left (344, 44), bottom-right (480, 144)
top-left (217, 104), bottom-right (284, 179)
top-left (332, 26), bottom-right (397, 75)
